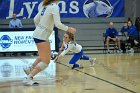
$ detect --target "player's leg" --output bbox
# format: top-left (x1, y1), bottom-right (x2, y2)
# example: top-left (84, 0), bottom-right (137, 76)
top-left (23, 41), bottom-right (51, 85)
top-left (113, 38), bottom-right (122, 53)
top-left (116, 37), bottom-right (122, 53)
top-left (23, 56), bottom-right (41, 75)
top-left (80, 51), bottom-right (96, 66)
top-left (29, 42), bottom-right (50, 77)
top-left (128, 37), bottom-right (134, 53)
top-left (69, 51), bottom-right (83, 69)
top-left (106, 37), bottom-right (111, 53)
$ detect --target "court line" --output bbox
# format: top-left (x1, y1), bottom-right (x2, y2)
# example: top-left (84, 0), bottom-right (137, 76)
top-left (56, 62), bottom-right (137, 93)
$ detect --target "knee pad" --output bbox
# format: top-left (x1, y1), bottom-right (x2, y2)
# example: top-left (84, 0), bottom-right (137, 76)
top-left (37, 62), bottom-right (48, 70)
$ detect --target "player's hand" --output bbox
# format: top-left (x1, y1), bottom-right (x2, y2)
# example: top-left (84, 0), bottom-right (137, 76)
top-left (67, 27), bottom-right (76, 34)
top-left (54, 56), bottom-right (58, 63)
top-left (54, 56), bottom-right (61, 63)
top-left (59, 48), bottom-right (63, 52)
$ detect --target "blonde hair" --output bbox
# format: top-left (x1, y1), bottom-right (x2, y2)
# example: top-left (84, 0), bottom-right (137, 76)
top-left (66, 32), bottom-right (75, 41)
top-left (43, 0), bottom-right (59, 6)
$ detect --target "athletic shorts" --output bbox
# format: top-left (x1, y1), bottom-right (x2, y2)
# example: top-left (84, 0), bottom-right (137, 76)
top-left (33, 38), bottom-right (46, 43)
top-left (33, 26), bottom-right (52, 41)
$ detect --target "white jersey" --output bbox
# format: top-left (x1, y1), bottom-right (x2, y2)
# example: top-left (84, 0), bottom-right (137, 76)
top-left (33, 3), bottom-right (68, 40)
top-left (60, 41), bottom-right (82, 56)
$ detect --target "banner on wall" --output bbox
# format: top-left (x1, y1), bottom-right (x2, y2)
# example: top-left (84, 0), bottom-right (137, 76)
top-left (0, 0), bottom-right (124, 19)
top-left (0, 58), bottom-right (56, 81)
top-left (0, 31), bottom-right (55, 52)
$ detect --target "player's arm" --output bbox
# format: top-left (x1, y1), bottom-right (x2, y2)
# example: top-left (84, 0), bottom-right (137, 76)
top-left (9, 21), bottom-right (13, 28)
top-left (19, 20), bottom-right (22, 28)
top-left (34, 8), bottom-right (42, 27)
top-left (114, 28), bottom-right (118, 38)
top-left (54, 44), bottom-right (73, 62)
top-left (51, 5), bottom-right (68, 31)
top-left (51, 5), bottom-right (76, 34)
top-left (105, 29), bottom-right (111, 39)
top-left (59, 41), bottom-right (64, 52)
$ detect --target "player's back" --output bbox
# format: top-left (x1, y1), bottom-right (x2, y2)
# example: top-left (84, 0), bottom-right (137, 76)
top-left (38, 3), bottom-right (58, 30)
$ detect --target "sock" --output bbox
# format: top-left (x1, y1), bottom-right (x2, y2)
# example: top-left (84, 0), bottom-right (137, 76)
top-left (27, 66), bottom-right (32, 71)
top-left (27, 74), bottom-right (33, 80)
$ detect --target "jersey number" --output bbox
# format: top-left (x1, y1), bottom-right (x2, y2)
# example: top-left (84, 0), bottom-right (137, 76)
top-left (41, 7), bottom-right (46, 16)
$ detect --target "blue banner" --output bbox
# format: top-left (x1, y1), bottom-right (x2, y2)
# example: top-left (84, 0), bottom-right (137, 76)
top-left (0, 0), bottom-right (124, 19)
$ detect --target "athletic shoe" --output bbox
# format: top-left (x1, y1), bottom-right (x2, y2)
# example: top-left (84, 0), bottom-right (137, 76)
top-left (72, 64), bottom-right (81, 69)
top-left (23, 67), bottom-right (32, 75)
top-left (23, 77), bottom-right (39, 86)
top-left (107, 50), bottom-right (111, 54)
top-left (89, 58), bottom-right (96, 66)
top-left (134, 40), bottom-right (139, 45)
top-left (128, 48), bottom-right (134, 53)
top-left (117, 49), bottom-right (122, 54)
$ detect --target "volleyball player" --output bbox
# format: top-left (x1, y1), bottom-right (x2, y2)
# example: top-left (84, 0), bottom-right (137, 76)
top-left (23, 0), bottom-right (76, 86)
top-left (55, 32), bottom-right (96, 69)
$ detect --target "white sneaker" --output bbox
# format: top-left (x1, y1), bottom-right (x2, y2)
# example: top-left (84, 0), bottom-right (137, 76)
top-left (23, 67), bottom-right (32, 75)
top-left (134, 40), bottom-right (139, 45)
top-left (128, 48), bottom-right (134, 53)
top-left (89, 58), bottom-right (96, 66)
top-left (72, 64), bottom-right (83, 69)
top-left (23, 77), bottom-right (39, 86)
top-left (107, 50), bottom-right (111, 54)
top-left (117, 49), bottom-right (122, 53)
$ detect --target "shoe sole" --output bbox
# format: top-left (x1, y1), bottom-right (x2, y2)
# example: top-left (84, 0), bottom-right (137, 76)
top-left (23, 82), bottom-right (39, 86)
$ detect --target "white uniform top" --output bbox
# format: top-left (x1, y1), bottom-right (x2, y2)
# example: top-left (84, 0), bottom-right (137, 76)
top-left (60, 41), bottom-right (82, 56)
top-left (33, 3), bottom-right (68, 40)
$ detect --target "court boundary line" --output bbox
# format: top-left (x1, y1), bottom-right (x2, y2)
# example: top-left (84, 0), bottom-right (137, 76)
top-left (56, 62), bottom-right (137, 93)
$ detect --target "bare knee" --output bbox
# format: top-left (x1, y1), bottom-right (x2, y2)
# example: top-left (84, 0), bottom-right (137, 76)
top-left (116, 38), bottom-right (120, 42)
top-left (40, 56), bottom-right (50, 64)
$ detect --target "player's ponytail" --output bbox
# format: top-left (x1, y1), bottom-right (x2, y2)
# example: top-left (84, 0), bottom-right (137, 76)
top-left (43, 0), bottom-right (59, 6)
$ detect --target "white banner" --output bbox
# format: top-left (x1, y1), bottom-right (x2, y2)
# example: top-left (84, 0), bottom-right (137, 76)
top-left (0, 58), bottom-right (56, 81)
top-left (0, 31), bottom-right (55, 52)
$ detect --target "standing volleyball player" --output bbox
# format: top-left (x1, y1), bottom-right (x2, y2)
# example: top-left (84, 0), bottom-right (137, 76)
top-left (23, 0), bottom-right (76, 86)
top-left (55, 32), bottom-right (96, 69)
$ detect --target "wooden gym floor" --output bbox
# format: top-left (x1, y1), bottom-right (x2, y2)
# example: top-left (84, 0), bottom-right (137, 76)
top-left (0, 53), bottom-right (140, 93)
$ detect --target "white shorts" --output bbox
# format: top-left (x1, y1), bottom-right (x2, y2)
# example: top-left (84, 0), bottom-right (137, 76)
top-left (33, 26), bottom-right (52, 41)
